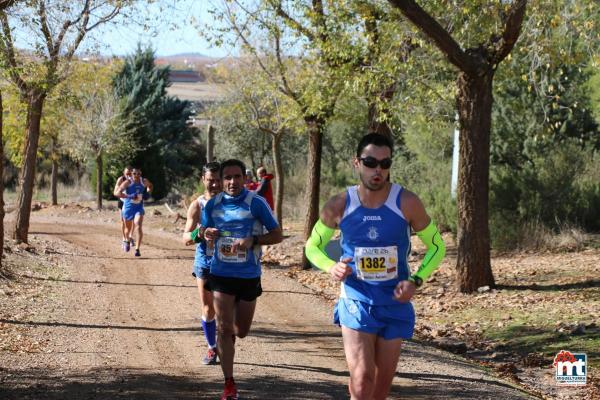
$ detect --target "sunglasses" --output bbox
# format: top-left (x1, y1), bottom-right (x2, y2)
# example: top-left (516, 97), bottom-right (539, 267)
top-left (359, 156), bottom-right (392, 169)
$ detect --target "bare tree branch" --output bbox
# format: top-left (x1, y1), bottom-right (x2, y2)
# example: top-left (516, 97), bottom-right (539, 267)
top-left (267, 0), bottom-right (315, 42)
top-left (387, 0), bottom-right (480, 75)
top-left (0, 11), bottom-right (28, 93)
top-left (63, 1), bottom-right (91, 61)
top-left (273, 29), bottom-right (299, 101)
top-left (224, 1), bottom-right (276, 82)
top-left (0, 0), bottom-right (16, 11)
top-left (493, 0), bottom-right (527, 65)
top-left (86, 5), bottom-right (120, 31)
top-left (37, 0), bottom-right (56, 57)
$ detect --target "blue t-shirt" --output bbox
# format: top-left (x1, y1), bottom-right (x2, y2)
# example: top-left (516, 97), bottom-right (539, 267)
top-left (194, 196), bottom-right (213, 269)
top-left (122, 180), bottom-right (146, 211)
top-left (201, 189), bottom-right (279, 278)
top-left (339, 184), bottom-right (411, 306)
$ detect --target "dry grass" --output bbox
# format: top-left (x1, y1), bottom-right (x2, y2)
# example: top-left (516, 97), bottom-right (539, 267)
top-left (4, 180), bottom-right (95, 206)
top-left (518, 222), bottom-right (592, 252)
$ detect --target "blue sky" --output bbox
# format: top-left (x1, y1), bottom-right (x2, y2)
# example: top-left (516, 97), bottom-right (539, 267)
top-left (91, 0), bottom-right (230, 57)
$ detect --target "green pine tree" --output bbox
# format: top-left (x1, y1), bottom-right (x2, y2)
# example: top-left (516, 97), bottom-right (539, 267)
top-left (108, 45), bottom-right (204, 200)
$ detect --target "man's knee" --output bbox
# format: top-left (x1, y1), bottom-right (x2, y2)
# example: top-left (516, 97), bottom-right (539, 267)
top-left (235, 329), bottom-right (249, 339)
top-left (202, 303), bottom-right (215, 319)
top-left (349, 371), bottom-right (375, 399)
top-left (217, 321), bottom-right (234, 336)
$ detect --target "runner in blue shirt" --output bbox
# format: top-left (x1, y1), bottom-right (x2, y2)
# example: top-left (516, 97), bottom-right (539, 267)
top-left (113, 167), bottom-right (153, 257)
top-left (182, 162), bottom-right (221, 366)
top-left (201, 159), bottom-right (283, 400)
top-left (305, 134), bottom-right (446, 399)
top-left (113, 166), bottom-right (132, 251)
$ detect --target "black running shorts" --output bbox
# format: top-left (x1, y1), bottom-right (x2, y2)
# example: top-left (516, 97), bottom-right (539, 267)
top-left (208, 275), bottom-right (262, 302)
top-left (117, 199), bottom-right (124, 210)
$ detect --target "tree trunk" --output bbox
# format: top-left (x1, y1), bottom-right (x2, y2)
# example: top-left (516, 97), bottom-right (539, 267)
top-left (50, 138), bottom-right (58, 206)
top-left (96, 152), bottom-right (103, 210)
top-left (302, 117), bottom-right (323, 269)
top-left (0, 91), bottom-right (5, 275)
top-left (271, 134), bottom-right (284, 227)
top-left (13, 91), bottom-right (46, 244)
top-left (455, 70), bottom-right (495, 293)
top-left (206, 124), bottom-right (215, 163)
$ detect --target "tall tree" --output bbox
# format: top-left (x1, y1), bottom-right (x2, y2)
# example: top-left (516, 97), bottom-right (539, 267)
top-left (0, 0), bottom-right (125, 243)
top-left (3, 78), bottom-right (79, 205)
top-left (213, 61), bottom-right (300, 226)
top-left (386, 0), bottom-right (527, 292)
top-left (0, 0), bottom-right (20, 276)
top-left (209, 2), bottom-right (423, 265)
top-left (111, 46), bottom-right (203, 200)
top-left (210, 1), bottom-right (394, 268)
top-left (63, 62), bottom-right (129, 210)
top-left (0, 89), bottom-right (5, 276)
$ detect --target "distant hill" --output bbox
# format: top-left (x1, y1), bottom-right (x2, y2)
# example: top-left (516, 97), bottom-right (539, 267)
top-left (156, 52), bottom-right (216, 66)
top-left (160, 52), bottom-right (209, 58)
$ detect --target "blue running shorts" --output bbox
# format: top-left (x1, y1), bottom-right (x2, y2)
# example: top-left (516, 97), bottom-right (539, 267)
top-left (122, 204), bottom-right (144, 221)
top-left (334, 297), bottom-right (415, 340)
top-left (192, 264), bottom-right (211, 280)
top-left (192, 243), bottom-right (211, 280)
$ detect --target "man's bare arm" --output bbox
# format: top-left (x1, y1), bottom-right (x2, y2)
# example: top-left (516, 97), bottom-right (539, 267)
top-left (113, 176), bottom-right (124, 196)
top-left (113, 180), bottom-right (130, 198)
top-left (182, 200), bottom-right (201, 245)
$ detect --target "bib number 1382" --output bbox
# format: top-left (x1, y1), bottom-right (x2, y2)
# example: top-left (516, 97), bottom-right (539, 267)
top-left (359, 257), bottom-right (386, 271)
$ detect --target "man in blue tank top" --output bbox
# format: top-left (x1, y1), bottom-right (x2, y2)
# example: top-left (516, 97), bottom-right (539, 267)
top-left (305, 134), bottom-right (446, 400)
top-left (183, 162), bottom-right (221, 366)
top-left (113, 167), bottom-right (153, 257)
top-left (114, 166), bottom-right (132, 251)
top-left (201, 159), bottom-right (283, 400)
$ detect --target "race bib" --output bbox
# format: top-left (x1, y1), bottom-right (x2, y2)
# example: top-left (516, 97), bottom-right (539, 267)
top-left (354, 246), bottom-right (398, 281)
top-left (130, 193), bottom-right (142, 204)
top-left (217, 236), bottom-right (247, 263)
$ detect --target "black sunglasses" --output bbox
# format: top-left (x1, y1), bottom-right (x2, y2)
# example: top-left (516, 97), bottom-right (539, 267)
top-left (359, 156), bottom-right (392, 169)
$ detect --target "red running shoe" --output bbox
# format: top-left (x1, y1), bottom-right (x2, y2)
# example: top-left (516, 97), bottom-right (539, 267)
top-left (220, 377), bottom-right (238, 400)
top-left (202, 347), bottom-right (218, 365)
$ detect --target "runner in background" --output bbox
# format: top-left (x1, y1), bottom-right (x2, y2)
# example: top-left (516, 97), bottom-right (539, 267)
top-left (255, 166), bottom-right (274, 210)
top-left (243, 168), bottom-right (258, 191)
top-left (114, 167), bottom-right (153, 257)
top-left (202, 159), bottom-right (283, 400)
top-left (182, 162), bottom-right (222, 365)
top-left (114, 166), bottom-right (132, 251)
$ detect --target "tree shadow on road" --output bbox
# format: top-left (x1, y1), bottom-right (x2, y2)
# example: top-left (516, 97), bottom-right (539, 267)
top-left (20, 275), bottom-right (197, 288)
top-left (251, 326), bottom-right (341, 341)
top-left (0, 318), bottom-right (199, 333)
top-left (0, 367), bottom-right (349, 399)
top-left (0, 366), bottom-right (533, 399)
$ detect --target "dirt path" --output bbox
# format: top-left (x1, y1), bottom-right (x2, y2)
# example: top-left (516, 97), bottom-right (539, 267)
top-left (0, 213), bottom-right (536, 399)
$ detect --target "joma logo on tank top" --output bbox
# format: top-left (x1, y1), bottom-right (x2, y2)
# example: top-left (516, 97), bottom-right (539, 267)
top-left (363, 215), bottom-right (382, 222)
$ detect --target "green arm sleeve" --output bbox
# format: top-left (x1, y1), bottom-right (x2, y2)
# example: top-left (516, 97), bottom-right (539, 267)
top-left (305, 219), bottom-right (336, 272)
top-left (190, 227), bottom-right (203, 243)
top-left (413, 221), bottom-right (446, 281)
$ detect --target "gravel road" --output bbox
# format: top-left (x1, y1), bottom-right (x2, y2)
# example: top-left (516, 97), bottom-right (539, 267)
top-left (0, 213), bottom-right (536, 399)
